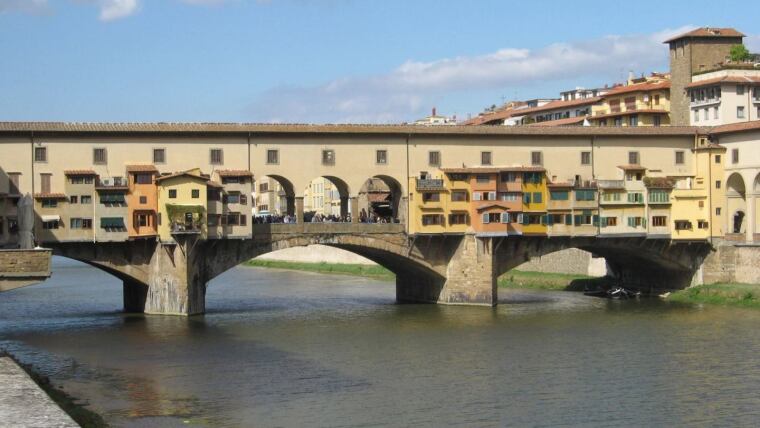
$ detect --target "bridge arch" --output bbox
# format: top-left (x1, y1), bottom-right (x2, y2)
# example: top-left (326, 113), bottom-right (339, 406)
top-left (726, 172), bottom-right (746, 234)
top-left (302, 175), bottom-right (351, 220)
top-left (262, 174), bottom-right (296, 216)
top-left (357, 175), bottom-right (405, 223)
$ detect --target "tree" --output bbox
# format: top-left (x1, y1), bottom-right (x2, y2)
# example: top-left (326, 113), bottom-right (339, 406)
top-left (730, 44), bottom-right (751, 62)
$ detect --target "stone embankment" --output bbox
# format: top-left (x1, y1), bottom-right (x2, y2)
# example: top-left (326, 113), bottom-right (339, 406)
top-left (0, 357), bottom-right (78, 428)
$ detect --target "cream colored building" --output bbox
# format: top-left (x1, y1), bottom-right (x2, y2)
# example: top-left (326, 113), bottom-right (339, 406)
top-left (687, 69), bottom-right (760, 126)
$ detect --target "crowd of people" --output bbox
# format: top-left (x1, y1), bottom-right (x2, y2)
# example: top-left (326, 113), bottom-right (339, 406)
top-left (253, 209), bottom-right (398, 224)
top-left (253, 214), bottom-right (297, 224)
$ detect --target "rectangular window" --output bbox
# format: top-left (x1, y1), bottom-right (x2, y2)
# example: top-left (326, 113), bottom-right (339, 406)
top-left (581, 151), bottom-right (591, 165)
top-left (135, 174), bottom-right (152, 185)
top-left (93, 148), bottom-right (107, 164)
top-left (627, 192), bottom-right (643, 203)
top-left (698, 220), bottom-right (709, 229)
top-left (322, 149), bottom-right (335, 165)
top-left (614, 117), bottom-right (622, 127)
top-left (41, 199), bottom-right (58, 208)
top-left (550, 190), bottom-right (569, 200)
top-left (421, 214), bottom-right (444, 226)
top-left (422, 193), bottom-right (440, 203)
top-left (139, 196), bottom-right (147, 204)
top-left (652, 216), bottom-right (667, 227)
top-left (715, 180), bottom-right (721, 189)
top-left (266, 149), bottom-right (279, 164)
top-left (737, 106), bottom-right (745, 119)
top-left (225, 194), bottom-right (241, 204)
top-left (737, 85), bottom-right (745, 95)
top-left (153, 148), bottom-right (166, 164)
top-left (627, 216), bottom-right (643, 228)
top-left (481, 151), bottom-right (492, 166)
top-left (575, 189), bottom-right (595, 201)
top-left (715, 154), bottom-right (721, 164)
top-left (601, 217), bottom-right (617, 227)
top-left (42, 220), bottom-right (59, 230)
top-left (532, 192), bottom-right (542, 203)
top-left (703, 108), bottom-right (708, 121)
top-left (694, 109), bottom-right (699, 122)
top-left (34, 147), bottom-right (47, 162)
top-left (476, 174), bottom-right (490, 183)
top-left (448, 213), bottom-right (468, 225)
top-left (675, 220), bottom-right (692, 231)
top-left (675, 151), bottom-right (684, 165)
top-left (628, 151), bottom-right (640, 165)
top-left (648, 190), bottom-right (669, 203)
top-left (136, 214), bottom-right (148, 227)
top-left (81, 195), bottom-right (92, 204)
top-left (82, 218), bottom-right (92, 229)
top-left (500, 172), bottom-right (517, 182)
top-left (376, 150), bottom-right (387, 164)
top-left (451, 191), bottom-right (468, 202)
top-left (428, 151), bottom-right (441, 166)
top-left (169, 189), bottom-right (177, 199)
top-left (259, 182), bottom-right (269, 192)
top-left (191, 189), bottom-right (200, 198)
top-left (69, 195), bottom-right (78, 204)
top-left (629, 115), bottom-right (638, 126)
top-left (531, 151), bottom-right (542, 166)
top-left (8, 173), bottom-right (20, 194)
top-left (40, 173), bottom-right (51, 194)
top-left (210, 148), bottom-right (223, 165)
top-left (499, 192), bottom-right (519, 201)
top-left (732, 148), bottom-right (739, 164)
top-left (653, 115), bottom-right (661, 127)
top-left (523, 193), bottom-right (531, 204)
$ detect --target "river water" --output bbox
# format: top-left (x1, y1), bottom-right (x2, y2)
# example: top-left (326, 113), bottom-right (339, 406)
top-left (2, 258), bottom-right (760, 427)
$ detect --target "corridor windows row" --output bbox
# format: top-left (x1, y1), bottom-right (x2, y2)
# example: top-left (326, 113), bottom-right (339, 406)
top-left (69, 195), bottom-right (93, 204)
top-left (421, 213), bottom-right (470, 226)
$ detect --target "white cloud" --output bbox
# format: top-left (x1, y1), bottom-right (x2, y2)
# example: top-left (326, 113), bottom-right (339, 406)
top-left (0, 0), bottom-right (49, 13)
top-left (247, 27), bottom-right (695, 124)
top-left (96, 0), bottom-right (139, 21)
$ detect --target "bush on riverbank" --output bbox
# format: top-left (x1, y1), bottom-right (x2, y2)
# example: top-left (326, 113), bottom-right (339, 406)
top-left (245, 259), bottom-right (395, 280)
top-left (497, 270), bottom-right (608, 291)
top-left (668, 283), bottom-right (760, 308)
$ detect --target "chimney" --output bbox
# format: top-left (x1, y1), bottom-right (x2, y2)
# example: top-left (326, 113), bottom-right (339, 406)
top-left (432, 107), bottom-right (437, 117)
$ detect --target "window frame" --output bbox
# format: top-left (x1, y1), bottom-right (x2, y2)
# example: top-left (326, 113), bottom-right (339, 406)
top-left (210, 148), bottom-right (224, 165)
top-left (93, 147), bottom-right (107, 165)
top-left (266, 149), bottom-right (279, 165)
top-left (376, 149), bottom-right (388, 165)
top-left (321, 149), bottom-right (335, 165)
top-left (153, 148), bottom-right (166, 164)
top-left (34, 146), bottom-right (47, 163)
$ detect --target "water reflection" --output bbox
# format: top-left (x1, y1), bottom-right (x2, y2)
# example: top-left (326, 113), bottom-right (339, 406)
top-left (1, 259), bottom-right (760, 427)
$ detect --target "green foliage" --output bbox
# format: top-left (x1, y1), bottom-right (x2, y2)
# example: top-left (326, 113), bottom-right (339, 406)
top-left (669, 283), bottom-right (760, 308)
top-left (730, 44), bottom-right (751, 62)
top-left (245, 259), bottom-right (395, 280)
top-left (165, 204), bottom-right (205, 221)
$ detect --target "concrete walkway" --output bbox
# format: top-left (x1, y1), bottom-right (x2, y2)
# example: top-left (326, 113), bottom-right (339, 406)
top-left (0, 357), bottom-right (78, 428)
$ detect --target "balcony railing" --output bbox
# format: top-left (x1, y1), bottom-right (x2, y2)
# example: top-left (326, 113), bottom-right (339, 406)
top-left (170, 221), bottom-right (203, 234)
top-left (416, 179), bottom-right (444, 190)
top-left (597, 180), bottom-right (625, 189)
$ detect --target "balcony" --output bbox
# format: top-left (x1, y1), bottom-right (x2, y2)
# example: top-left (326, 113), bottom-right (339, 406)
top-left (597, 180), bottom-right (625, 189)
top-left (170, 221), bottom-right (203, 235)
top-left (416, 179), bottom-right (444, 191)
top-left (690, 97), bottom-right (721, 107)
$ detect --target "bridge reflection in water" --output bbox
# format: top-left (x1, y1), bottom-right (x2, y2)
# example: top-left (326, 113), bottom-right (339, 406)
top-left (43, 222), bottom-right (712, 316)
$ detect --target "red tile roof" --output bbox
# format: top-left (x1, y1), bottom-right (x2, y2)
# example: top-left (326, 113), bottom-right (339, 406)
top-left (63, 169), bottom-right (97, 176)
top-left (710, 119), bottom-right (760, 135)
top-left (475, 203), bottom-right (513, 211)
top-left (527, 116), bottom-right (587, 127)
top-left (664, 27), bottom-right (745, 43)
top-left (126, 164), bottom-right (159, 173)
top-left (34, 193), bottom-right (67, 199)
top-left (590, 109), bottom-right (669, 120)
top-left (515, 97), bottom-right (601, 116)
top-left (686, 75), bottom-right (760, 89)
top-left (602, 81), bottom-right (670, 96)
top-left (155, 171), bottom-right (206, 182)
top-left (217, 170), bottom-right (253, 177)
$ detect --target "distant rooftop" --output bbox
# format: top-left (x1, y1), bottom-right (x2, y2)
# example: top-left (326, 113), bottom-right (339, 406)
top-left (664, 27), bottom-right (745, 44)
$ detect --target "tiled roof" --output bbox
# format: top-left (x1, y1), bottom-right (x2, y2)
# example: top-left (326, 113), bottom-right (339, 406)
top-left (686, 75), bottom-right (760, 88)
top-left (590, 109), bottom-right (669, 120)
top-left (475, 203), bottom-right (513, 211)
top-left (155, 170), bottom-right (206, 182)
top-left (547, 182), bottom-right (574, 188)
top-left (217, 170), bottom-right (253, 177)
top-left (516, 97), bottom-right (601, 116)
top-left (63, 169), bottom-right (97, 176)
top-left (710, 119), bottom-right (760, 135)
top-left (0, 122), bottom-right (706, 136)
top-left (527, 116), bottom-right (587, 127)
top-left (602, 81), bottom-right (670, 96)
top-left (34, 193), bottom-right (67, 199)
top-left (441, 166), bottom-right (545, 173)
top-left (206, 180), bottom-right (224, 188)
top-left (664, 27), bottom-right (745, 43)
top-left (126, 164), bottom-right (159, 173)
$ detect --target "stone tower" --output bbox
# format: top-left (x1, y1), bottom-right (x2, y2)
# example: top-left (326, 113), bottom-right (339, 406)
top-left (665, 27), bottom-right (745, 125)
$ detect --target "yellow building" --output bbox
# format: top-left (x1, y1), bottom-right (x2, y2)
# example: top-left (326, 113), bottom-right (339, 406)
top-left (408, 169), bottom-right (474, 235)
top-left (669, 138), bottom-right (726, 240)
top-left (156, 169), bottom-right (209, 242)
top-left (590, 75), bottom-right (671, 127)
top-left (521, 170), bottom-right (547, 235)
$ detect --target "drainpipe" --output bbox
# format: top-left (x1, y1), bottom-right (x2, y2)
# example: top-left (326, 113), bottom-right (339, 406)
top-left (30, 131), bottom-right (36, 246)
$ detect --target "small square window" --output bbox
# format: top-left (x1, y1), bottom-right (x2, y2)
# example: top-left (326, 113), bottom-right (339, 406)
top-left (731, 148), bottom-right (739, 164)
top-left (628, 151), bottom-right (640, 165)
top-left (191, 189), bottom-right (200, 198)
top-left (266, 149), bottom-right (279, 164)
top-left (580, 151), bottom-right (591, 165)
top-left (715, 154), bottom-right (721, 164)
top-left (93, 148), bottom-right (107, 164)
top-left (481, 151), bottom-right (492, 166)
top-left (715, 180), bottom-right (721, 189)
top-left (139, 196), bottom-right (147, 204)
top-left (34, 147), bottom-right (47, 163)
top-left (153, 148), bottom-right (166, 164)
top-left (210, 148), bottom-right (223, 165)
top-left (322, 149), bottom-right (335, 165)
top-left (428, 151), bottom-right (441, 167)
top-left (531, 151), bottom-right (542, 166)
top-left (168, 189), bottom-right (177, 199)
top-left (675, 151), bottom-right (684, 165)
top-left (376, 150), bottom-right (387, 164)
top-left (737, 106), bottom-right (745, 119)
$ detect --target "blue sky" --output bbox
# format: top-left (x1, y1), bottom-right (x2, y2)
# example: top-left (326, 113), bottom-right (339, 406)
top-left (1, 0), bottom-right (758, 123)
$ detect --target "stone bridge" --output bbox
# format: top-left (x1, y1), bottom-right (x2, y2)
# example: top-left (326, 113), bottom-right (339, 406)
top-left (46, 223), bottom-right (713, 315)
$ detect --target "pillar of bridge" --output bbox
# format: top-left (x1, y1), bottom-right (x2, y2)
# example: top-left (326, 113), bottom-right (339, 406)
top-left (295, 196), bottom-right (304, 224)
top-left (123, 278), bottom-right (148, 313)
top-left (747, 195), bottom-right (756, 243)
top-left (350, 197), bottom-right (359, 223)
top-left (396, 233), bottom-right (496, 306)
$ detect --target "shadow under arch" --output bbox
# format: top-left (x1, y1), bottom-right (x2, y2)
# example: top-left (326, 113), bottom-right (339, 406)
top-left (361, 174), bottom-right (405, 223)
top-left (492, 236), bottom-right (711, 291)
top-left (726, 172), bottom-right (747, 234)
top-left (265, 174), bottom-right (296, 216)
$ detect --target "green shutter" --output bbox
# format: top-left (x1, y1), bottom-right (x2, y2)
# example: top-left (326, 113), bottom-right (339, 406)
top-left (534, 192), bottom-right (542, 203)
top-left (565, 214), bottom-right (572, 225)
top-left (593, 215), bottom-right (600, 226)
top-left (501, 212), bottom-right (509, 223)
top-left (574, 215), bottom-right (582, 225)
top-left (523, 194), bottom-right (531, 204)
top-left (482, 213), bottom-right (489, 224)
top-left (522, 214), bottom-right (529, 225)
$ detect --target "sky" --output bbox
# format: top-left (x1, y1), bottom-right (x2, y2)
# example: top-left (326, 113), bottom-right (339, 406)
top-left (1, 0), bottom-right (759, 124)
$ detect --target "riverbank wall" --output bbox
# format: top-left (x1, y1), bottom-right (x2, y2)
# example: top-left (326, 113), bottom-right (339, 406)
top-left (699, 241), bottom-right (760, 285)
top-left (0, 356), bottom-right (79, 428)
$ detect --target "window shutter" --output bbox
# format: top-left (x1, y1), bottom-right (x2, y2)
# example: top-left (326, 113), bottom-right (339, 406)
top-left (473, 192), bottom-right (482, 201)
top-left (627, 217), bottom-right (633, 227)
top-left (565, 215), bottom-right (572, 225)
top-left (488, 191), bottom-right (496, 201)
top-left (517, 213), bottom-right (524, 224)
top-left (593, 215), bottom-right (600, 227)
top-left (574, 215), bottom-right (581, 226)
top-left (482, 213), bottom-right (489, 224)
top-left (523, 194), bottom-right (531, 204)
top-left (522, 214), bottom-right (529, 225)
top-left (601, 217), bottom-right (607, 227)
top-left (501, 212), bottom-right (509, 223)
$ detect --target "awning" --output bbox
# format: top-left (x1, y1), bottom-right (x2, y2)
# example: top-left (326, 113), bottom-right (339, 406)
top-left (41, 215), bottom-right (60, 222)
top-left (100, 217), bottom-right (125, 228)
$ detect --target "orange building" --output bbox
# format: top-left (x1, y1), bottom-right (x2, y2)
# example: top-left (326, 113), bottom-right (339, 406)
top-left (126, 165), bottom-right (159, 239)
